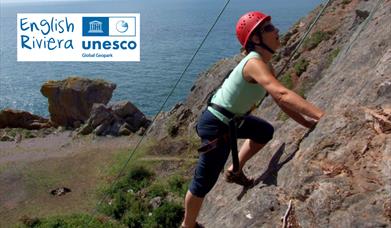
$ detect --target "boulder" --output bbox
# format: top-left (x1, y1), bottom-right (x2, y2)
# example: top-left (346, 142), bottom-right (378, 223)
top-left (0, 109), bottom-right (51, 130)
top-left (40, 77), bottom-right (116, 127)
top-left (78, 101), bottom-right (151, 136)
top-left (149, 196), bottom-right (162, 209)
top-left (110, 101), bottom-right (151, 131)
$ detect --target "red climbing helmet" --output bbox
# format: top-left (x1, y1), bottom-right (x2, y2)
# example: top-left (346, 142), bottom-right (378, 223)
top-left (236, 11), bottom-right (271, 48)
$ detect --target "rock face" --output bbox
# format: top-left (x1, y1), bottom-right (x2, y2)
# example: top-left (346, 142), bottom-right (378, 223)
top-left (78, 101), bottom-right (151, 136)
top-left (0, 109), bottom-right (51, 130)
top-left (41, 77), bottom-right (116, 127)
top-left (147, 0), bottom-right (391, 226)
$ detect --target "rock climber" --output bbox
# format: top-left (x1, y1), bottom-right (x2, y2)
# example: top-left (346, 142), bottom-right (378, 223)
top-left (181, 11), bottom-right (325, 228)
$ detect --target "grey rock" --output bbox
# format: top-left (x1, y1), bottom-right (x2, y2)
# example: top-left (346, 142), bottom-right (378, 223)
top-left (93, 120), bottom-right (111, 136)
top-left (110, 101), bottom-right (138, 118)
top-left (78, 123), bottom-right (94, 135)
top-left (149, 196), bottom-right (162, 209)
top-left (89, 103), bottom-right (112, 128)
top-left (119, 123), bottom-right (132, 136)
top-left (79, 102), bottom-right (150, 137)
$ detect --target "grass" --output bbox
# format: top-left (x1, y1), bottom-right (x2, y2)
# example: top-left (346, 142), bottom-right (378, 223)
top-left (167, 175), bottom-right (189, 198)
top-left (326, 48), bottom-right (341, 67)
top-left (102, 140), bottom-right (155, 177)
top-left (296, 86), bottom-right (307, 99)
top-left (147, 182), bottom-right (169, 198)
top-left (303, 31), bottom-right (331, 51)
top-left (0, 127), bottom-right (58, 141)
top-left (90, 138), bottom-right (192, 227)
top-left (185, 133), bottom-right (201, 156)
top-left (1, 128), bottom-right (37, 140)
top-left (293, 58), bottom-right (309, 76)
top-left (17, 213), bottom-right (125, 228)
top-left (97, 165), bottom-right (190, 228)
top-left (277, 111), bottom-right (289, 122)
top-left (279, 72), bottom-right (294, 90)
top-left (166, 117), bottom-right (179, 137)
top-left (143, 202), bottom-right (184, 228)
top-left (105, 165), bottom-right (154, 197)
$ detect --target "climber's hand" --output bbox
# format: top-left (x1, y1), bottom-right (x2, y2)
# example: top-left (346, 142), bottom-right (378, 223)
top-left (304, 119), bottom-right (318, 129)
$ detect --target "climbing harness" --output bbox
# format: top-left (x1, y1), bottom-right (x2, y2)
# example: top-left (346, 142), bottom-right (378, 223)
top-left (201, 102), bottom-right (245, 173)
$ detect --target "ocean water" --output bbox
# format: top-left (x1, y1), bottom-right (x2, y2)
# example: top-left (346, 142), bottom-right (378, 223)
top-left (0, 0), bottom-right (323, 117)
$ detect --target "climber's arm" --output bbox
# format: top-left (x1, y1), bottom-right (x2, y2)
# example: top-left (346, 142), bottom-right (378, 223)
top-left (244, 58), bottom-right (325, 120)
top-left (276, 101), bottom-right (318, 128)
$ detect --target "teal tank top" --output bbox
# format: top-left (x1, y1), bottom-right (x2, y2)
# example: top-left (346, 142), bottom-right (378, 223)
top-left (208, 51), bottom-right (267, 125)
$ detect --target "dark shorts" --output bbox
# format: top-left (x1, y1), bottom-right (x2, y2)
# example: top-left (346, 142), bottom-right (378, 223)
top-left (189, 109), bottom-right (274, 197)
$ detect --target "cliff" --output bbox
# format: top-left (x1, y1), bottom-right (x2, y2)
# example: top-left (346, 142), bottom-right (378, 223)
top-left (148, 0), bottom-right (391, 226)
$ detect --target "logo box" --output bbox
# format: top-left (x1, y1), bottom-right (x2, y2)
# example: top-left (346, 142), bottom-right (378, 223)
top-left (17, 13), bottom-right (140, 62)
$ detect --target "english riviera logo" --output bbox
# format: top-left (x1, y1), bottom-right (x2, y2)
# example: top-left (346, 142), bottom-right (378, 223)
top-left (17, 13), bottom-right (140, 62)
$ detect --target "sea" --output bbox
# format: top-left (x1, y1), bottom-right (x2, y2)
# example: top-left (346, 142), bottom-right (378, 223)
top-left (0, 0), bottom-right (323, 117)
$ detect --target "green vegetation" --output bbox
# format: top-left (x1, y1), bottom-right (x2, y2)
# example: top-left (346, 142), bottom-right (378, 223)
top-left (167, 175), bottom-right (189, 198)
top-left (342, 0), bottom-right (352, 5)
top-left (144, 202), bottom-right (184, 228)
top-left (326, 48), bottom-right (341, 67)
top-left (166, 117), bottom-right (179, 137)
top-left (3, 128), bottom-right (37, 139)
top-left (18, 214), bottom-right (125, 228)
top-left (148, 182), bottom-right (169, 198)
top-left (99, 191), bottom-right (146, 220)
top-left (103, 142), bottom-right (155, 178)
top-left (277, 111), bottom-right (289, 122)
top-left (96, 165), bottom-right (189, 228)
top-left (293, 58), bottom-right (309, 76)
top-left (279, 72), bottom-right (294, 90)
top-left (107, 165), bottom-right (154, 195)
top-left (97, 166), bottom-right (154, 221)
top-left (303, 31), bottom-right (331, 50)
top-left (296, 86), bottom-right (307, 99)
top-left (0, 127), bottom-right (58, 142)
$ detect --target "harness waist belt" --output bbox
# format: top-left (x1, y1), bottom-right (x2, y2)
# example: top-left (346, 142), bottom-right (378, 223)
top-left (203, 102), bottom-right (243, 172)
top-left (208, 103), bottom-right (236, 120)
